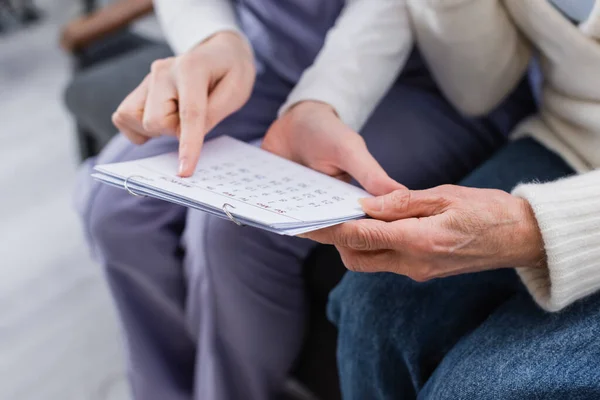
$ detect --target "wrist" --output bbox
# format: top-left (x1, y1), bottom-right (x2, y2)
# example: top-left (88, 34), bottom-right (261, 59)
top-left (210, 30), bottom-right (250, 47)
top-left (192, 30), bottom-right (253, 57)
top-left (285, 100), bottom-right (337, 117)
top-left (514, 198), bottom-right (547, 268)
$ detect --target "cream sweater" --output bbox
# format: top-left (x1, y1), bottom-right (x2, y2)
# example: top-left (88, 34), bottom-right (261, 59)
top-left (154, 0), bottom-right (600, 312)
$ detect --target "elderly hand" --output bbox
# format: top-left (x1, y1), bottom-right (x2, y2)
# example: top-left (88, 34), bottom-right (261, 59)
top-left (112, 31), bottom-right (255, 177)
top-left (261, 101), bottom-right (403, 196)
top-left (303, 185), bottom-right (546, 281)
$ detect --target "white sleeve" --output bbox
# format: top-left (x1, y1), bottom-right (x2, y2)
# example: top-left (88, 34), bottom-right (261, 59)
top-left (154, 0), bottom-right (245, 55)
top-left (512, 170), bottom-right (600, 312)
top-left (279, 0), bottom-right (413, 132)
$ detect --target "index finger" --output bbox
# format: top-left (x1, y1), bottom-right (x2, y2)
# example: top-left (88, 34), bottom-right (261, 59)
top-left (301, 219), bottom-right (395, 251)
top-left (299, 224), bottom-right (345, 244)
top-left (176, 59), bottom-right (210, 177)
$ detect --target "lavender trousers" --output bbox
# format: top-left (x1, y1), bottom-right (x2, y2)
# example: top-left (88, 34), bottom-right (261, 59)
top-left (75, 52), bottom-right (533, 400)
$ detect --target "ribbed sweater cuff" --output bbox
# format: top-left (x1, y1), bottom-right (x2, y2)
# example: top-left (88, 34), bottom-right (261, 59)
top-left (512, 170), bottom-right (600, 312)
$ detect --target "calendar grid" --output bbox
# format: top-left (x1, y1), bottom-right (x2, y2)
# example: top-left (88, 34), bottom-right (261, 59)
top-left (137, 164), bottom-right (306, 222)
top-left (94, 136), bottom-right (371, 235)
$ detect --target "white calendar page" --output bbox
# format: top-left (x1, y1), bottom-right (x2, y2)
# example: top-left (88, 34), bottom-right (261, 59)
top-left (94, 136), bottom-right (371, 231)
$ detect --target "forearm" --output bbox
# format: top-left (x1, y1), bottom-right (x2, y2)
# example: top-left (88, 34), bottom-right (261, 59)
top-left (99, 0), bottom-right (154, 30)
top-left (410, 0), bottom-right (532, 115)
top-left (154, 0), bottom-right (244, 54)
top-left (513, 170), bottom-right (600, 311)
top-left (280, 0), bottom-right (413, 132)
top-left (60, 0), bottom-right (154, 52)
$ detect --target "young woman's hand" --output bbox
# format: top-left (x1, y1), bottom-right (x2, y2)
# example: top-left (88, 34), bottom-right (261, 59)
top-left (303, 185), bottom-right (546, 280)
top-left (112, 31), bottom-right (256, 176)
top-left (261, 101), bottom-right (403, 196)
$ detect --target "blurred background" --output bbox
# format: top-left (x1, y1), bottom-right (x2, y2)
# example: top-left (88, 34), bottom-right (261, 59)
top-left (0, 0), bottom-right (160, 398)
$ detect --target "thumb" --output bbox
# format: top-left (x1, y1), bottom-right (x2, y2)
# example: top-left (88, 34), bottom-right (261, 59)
top-left (261, 120), bottom-right (291, 159)
top-left (340, 137), bottom-right (404, 196)
top-left (359, 188), bottom-right (450, 222)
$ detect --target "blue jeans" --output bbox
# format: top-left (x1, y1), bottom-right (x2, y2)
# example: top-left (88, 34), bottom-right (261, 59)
top-left (328, 138), bottom-right (600, 400)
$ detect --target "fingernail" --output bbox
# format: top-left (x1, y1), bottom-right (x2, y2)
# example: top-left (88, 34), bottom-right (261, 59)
top-left (178, 158), bottom-right (187, 176)
top-left (359, 197), bottom-right (384, 212)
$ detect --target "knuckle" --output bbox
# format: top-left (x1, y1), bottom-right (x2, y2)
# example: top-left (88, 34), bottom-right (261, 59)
top-left (436, 184), bottom-right (455, 193)
top-left (150, 59), bottom-right (168, 74)
top-left (390, 189), bottom-right (411, 212)
top-left (115, 103), bottom-right (135, 118)
top-left (112, 110), bottom-right (128, 127)
top-left (127, 133), bottom-right (145, 145)
top-left (111, 112), bottom-right (121, 127)
top-left (411, 272), bottom-right (428, 283)
top-left (141, 116), bottom-right (163, 133)
top-left (371, 226), bottom-right (394, 249)
top-left (433, 185), bottom-right (457, 202)
top-left (177, 53), bottom-right (202, 72)
top-left (409, 266), bottom-right (433, 283)
top-left (423, 186), bottom-right (455, 212)
top-left (347, 225), bottom-right (374, 250)
top-left (348, 224), bottom-right (395, 251)
top-left (179, 106), bottom-right (203, 121)
top-left (141, 118), bottom-right (153, 132)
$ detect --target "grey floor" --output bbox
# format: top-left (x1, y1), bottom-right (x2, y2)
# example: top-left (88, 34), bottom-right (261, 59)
top-left (0, 1), bottom-right (131, 399)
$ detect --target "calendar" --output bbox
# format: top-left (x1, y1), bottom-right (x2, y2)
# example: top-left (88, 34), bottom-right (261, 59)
top-left (93, 136), bottom-right (372, 235)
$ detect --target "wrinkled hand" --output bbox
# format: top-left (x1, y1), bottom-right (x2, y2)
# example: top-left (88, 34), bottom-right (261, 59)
top-left (261, 101), bottom-right (403, 196)
top-left (303, 185), bottom-right (546, 281)
top-left (112, 31), bottom-right (255, 176)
